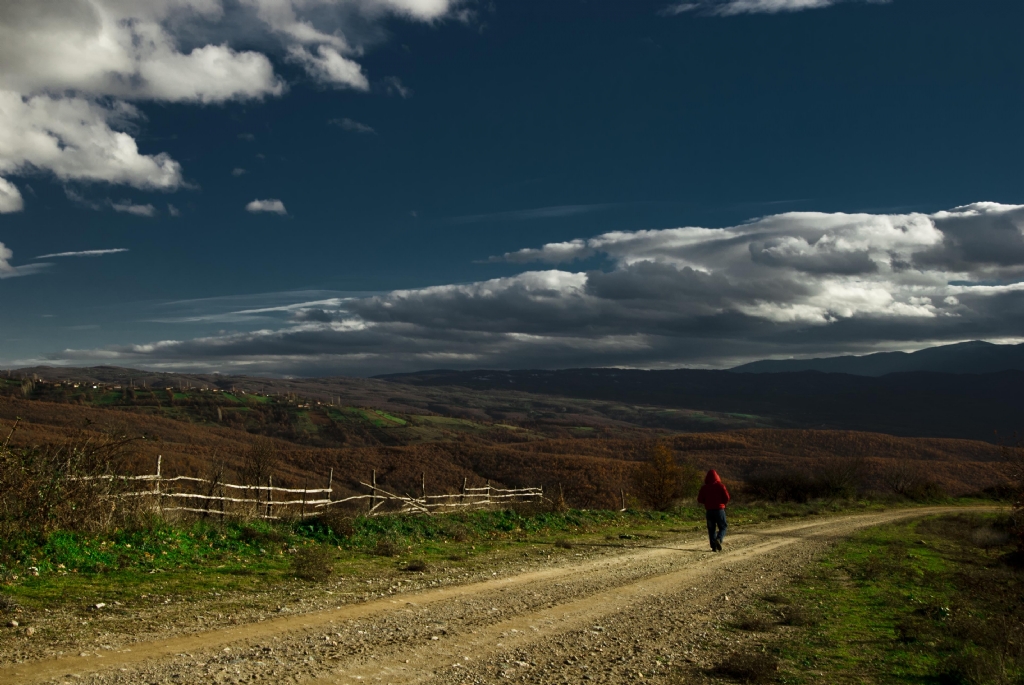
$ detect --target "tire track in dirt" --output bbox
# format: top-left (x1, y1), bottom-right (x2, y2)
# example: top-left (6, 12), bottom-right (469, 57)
top-left (0, 506), bottom-right (991, 685)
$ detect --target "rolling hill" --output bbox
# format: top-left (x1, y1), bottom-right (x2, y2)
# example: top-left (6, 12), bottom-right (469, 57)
top-left (731, 340), bottom-right (1024, 376)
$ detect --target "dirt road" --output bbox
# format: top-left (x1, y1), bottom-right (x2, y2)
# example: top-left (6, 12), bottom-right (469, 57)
top-left (0, 506), bottom-right (989, 685)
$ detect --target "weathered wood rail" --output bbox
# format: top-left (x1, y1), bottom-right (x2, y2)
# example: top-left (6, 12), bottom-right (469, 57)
top-left (82, 457), bottom-right (544, 520)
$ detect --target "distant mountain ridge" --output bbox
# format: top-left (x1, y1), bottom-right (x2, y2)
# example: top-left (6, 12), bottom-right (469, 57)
top-left (379, 366), bottom-right (1024, 441)
top-left (730, 341), bottom-right (1024, 376)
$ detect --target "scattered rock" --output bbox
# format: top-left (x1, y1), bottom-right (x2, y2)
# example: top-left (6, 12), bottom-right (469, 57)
top-left (6, 619), bottom-right (18, 628)
top-left (25, 626), bottom-right (35, 636)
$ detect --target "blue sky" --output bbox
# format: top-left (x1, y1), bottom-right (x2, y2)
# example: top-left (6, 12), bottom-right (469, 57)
top-left (1, 0), bottom-right (1023, 375)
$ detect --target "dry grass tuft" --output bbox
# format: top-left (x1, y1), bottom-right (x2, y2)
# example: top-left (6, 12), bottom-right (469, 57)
top-left (291, 546), bottom-right (334, 581)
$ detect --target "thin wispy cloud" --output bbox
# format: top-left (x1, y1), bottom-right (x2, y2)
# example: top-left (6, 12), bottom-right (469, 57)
top-left (444, 203), bottom-right (618, 225)
top-left (661, 0), bottom-right (880, 16)
top-left (35, 248), bottom-right (129, 259)
top-left (329, 117), bottom-right (376, 134)
top-left (383, 76), bottom-right (412, 99)
top-left (111, 200), bottom-right (156, 217)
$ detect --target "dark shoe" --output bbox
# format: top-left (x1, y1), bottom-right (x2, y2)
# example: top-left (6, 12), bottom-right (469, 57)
top-left (714, 541), bottom-right (723, 552)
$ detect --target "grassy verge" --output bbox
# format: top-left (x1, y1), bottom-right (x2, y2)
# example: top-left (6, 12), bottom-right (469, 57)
top-left (719, 511), bottom-right (1022, 685)
top-left (0, 498), bottom-right (987, 616)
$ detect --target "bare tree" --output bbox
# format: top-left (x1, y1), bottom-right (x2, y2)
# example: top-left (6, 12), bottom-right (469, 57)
top-left (817, 455), bottom-right (866, 499)
top-left (881, 458), bottom-right (924, 497)
top-left (240, 437), bottom-right (278, 515)
top-left (631, 443), bottom-right (701, 511)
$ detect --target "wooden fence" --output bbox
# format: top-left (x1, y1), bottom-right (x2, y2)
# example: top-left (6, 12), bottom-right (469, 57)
top-left (82, 456), bottom-right (544, 520)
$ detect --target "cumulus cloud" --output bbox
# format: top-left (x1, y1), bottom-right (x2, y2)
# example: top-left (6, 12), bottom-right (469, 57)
top-left (0, 0), bottom-right (459, 205)
top-left (246, 198), bottom-right (287, 214)
top-left (662, 0), bottom-right (878, 16)
top-left (0, 177), bottom-right (23, 213)
top-left (36, 248), bottom-right (128, 258)
top-left (41, 202), bottom-right (1024, 375)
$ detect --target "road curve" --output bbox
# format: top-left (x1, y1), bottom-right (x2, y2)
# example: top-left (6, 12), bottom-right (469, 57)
top-left (0, 506), bottom-right (992, 685)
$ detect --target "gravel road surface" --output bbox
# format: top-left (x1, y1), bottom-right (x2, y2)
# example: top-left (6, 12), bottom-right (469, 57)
top-left (0, 506), bottom-right (983, 685)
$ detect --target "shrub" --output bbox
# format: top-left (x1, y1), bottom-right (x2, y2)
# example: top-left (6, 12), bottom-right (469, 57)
top-left (240, 524), bottom-right (286, 545)
top-left (631, 443), bottom-right (701, 511)
top-left (291, 545), bottom-right (334, 581)
top-left (0, 425), bottom-right (146, 537)
top-left (712, 650), bottom-right (780, 684)
top-left (744, 468), bottom-right (820, 503)
top-left (374, 537), bottom-right (401, 557)
top-left (938, 647), bottom-right (1005, 685)
top-left (403, 559), bottom-right (428, 572)
top-left (553, 538), bottom-right (573, 550)
top-left (320, 512), bottom-right (356, 539)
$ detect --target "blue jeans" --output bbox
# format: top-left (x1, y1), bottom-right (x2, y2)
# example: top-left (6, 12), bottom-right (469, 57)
top-left (706, 509), bottom-right (727, 547)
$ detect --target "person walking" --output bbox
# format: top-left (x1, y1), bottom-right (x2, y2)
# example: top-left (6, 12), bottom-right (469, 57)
top-left (697, 469), bottom-right (730, 552)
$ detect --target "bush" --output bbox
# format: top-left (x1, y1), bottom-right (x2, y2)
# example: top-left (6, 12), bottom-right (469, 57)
top-left (319, 512), bottom-right (356, 539)
top-left (745, 468), bottom-right (820, 503)
top-left (712, 650), bottom-right (780, 684)
top-left (291, 545), bottom-right (334, 581)
top-left (938, 647), bottom-right (1006, 685)
top-left (403, 559), bottom-right (428, 572)
top-left (374, 537), bottom-right (401, 557)
top-left (0, 425), bottom-right (146, 538)
top-left (553, 538), bottom-right (573, 549)
top-left (631, 443), bottom-right (701, 511)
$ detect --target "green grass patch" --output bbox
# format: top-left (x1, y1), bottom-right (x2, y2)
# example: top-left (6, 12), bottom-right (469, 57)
top-left (760, 511), bottom-right (1023, 684)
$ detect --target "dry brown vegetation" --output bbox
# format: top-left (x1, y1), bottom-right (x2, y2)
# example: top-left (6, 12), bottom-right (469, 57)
top-left (0, 390), bottom-right (1013, 518)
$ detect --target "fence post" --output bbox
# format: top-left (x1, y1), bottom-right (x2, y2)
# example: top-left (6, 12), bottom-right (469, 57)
top-left (461, 477), bottom-right (467, 507)
top-left (421, 472), bottom-right (426, 504)
top-left (219, 481), bottom-right (225, 522)
top-left (621, 488), bottom-right (626, 512)
top-left (267, 476), bottom-right (274, 519)
top-left (371, 470), bottom-right (377, 513)
top-left (301, 478), bottom-right (308, 519)
top-left (155, 455), bottom-right (163, 516)
top-left (328, 468), bottom-right (334, 506)
top-left (486, 480), bottom-right (491, 507)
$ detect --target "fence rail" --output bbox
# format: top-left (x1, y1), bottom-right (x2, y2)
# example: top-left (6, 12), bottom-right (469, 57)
top-left (97, 457), bottom-right (544, 520)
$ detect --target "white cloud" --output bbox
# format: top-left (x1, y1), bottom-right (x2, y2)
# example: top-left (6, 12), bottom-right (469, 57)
top-left (0, 93), bottom-right (184, 191)
top-left (111, 200), bottom-right (157, 216)
top-left (246, 198), bottom-right (287, 214)
top-left (329, 117), bottom-right (376, 134)
top-left (0, 0), bottom-right (459, 199)
top-left (0, 177), bottom-right (23, 213)
top-left (287, 45), bottom-right (369, 90)
top-left (0, 241), bottom-right (49, 279)
top-left (167, 203), bottom-right (180, 216)
top-left (48, 202), bottom-right (1024, 374)
top-left (231, 168), bottom-right (247, 176)
top-left (36, 248), bottom-right (129, 258)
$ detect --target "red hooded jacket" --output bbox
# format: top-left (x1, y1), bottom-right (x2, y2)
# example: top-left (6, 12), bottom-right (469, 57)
top-left (697, 470), bottom-right (730, 511)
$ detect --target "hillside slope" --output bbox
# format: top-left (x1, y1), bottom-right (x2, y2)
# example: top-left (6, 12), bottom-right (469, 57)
top-left (379, 367), bottom-right (1024, 441)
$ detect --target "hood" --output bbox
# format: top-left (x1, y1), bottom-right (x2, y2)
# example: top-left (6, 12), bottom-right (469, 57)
top-left (705, 469), bottom-right (721, 485)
